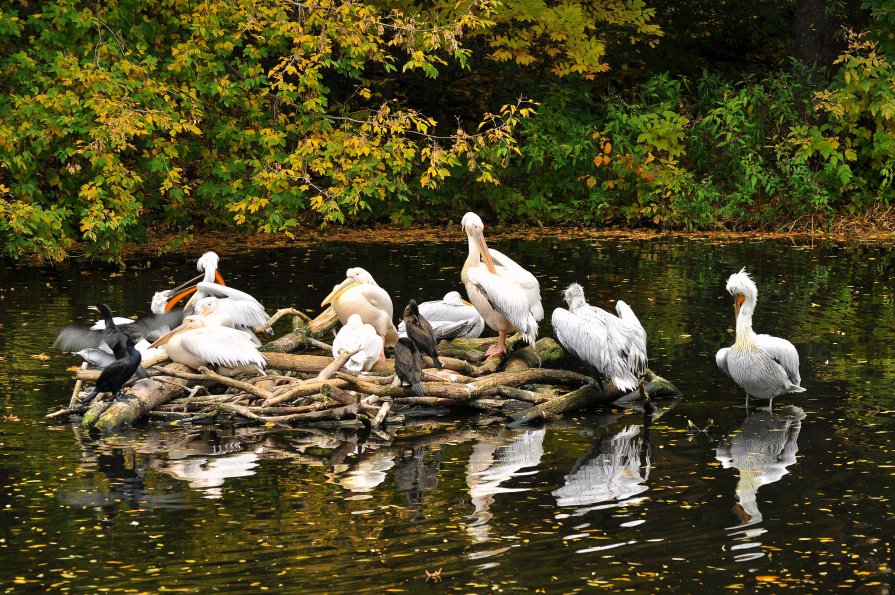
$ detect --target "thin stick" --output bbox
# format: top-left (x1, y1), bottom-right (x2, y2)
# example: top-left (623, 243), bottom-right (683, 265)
top-left (68, 362), bottom-right (88, 409)
top-left (316, 348), bottom-right (359, 381)
top-left (254, 307), bottom-right (311, 333)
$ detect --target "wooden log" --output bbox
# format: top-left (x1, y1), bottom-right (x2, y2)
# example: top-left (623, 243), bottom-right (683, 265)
top-left (436, 341), bottom-right (487, 364)
top-left (308, 306), bottom-right (340, 336)
top-left (262, 379), bottom-right (350, 406)
top-left (88, 363), bottom-right (197, 433)
top-left (263, 351), bottom-right (475, 377)
top-left (509, 370), bottom-right (680, 425)
top-left (253, 307), bottom-right (311, 334)
top-left (320, 383), bottom-right (359, 406)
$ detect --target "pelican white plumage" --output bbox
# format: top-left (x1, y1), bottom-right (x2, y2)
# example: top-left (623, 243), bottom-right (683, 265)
top-left (164, 252), bottom-right (272, 335)
top-left (716, 269), bottom-right (804, 409)
top-left (397, 291), bottom-right (485, 340)
top-left (150, 314), bottom-right (266, 376)
top-left (552, 283), bottom-right (647, 392)
top-left (332, 314), bottom-right (384, 372)
top-left (460, 212), bottom-right (543, 356)
top-left (321, 267), bottom-right (399, 356)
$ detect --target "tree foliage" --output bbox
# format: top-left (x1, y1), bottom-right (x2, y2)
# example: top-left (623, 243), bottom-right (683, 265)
top-left (1, 0), bottom-right (894, 262)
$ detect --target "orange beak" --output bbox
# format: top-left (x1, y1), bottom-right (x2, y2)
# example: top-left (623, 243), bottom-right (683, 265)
top-left (734, 294), bottom-right (745, 318)
top-left (165, 286), bottom-right (198, 312)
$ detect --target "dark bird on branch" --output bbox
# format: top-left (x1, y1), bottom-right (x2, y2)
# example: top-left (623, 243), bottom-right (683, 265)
top-left (394, 337), bottom-right (426, 396)
top-left (403, 299), bottom-right (442, 370)
top-left (54, 303), bottom-right (181, 363)
top-left (81, 332), bottom-right (143, 406)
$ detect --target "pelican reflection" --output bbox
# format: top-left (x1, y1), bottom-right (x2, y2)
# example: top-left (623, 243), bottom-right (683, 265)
top-left (552, 424), bottom-right (650, 516)
top-left (466, 428), bottom-right (546, 542)
top-left (716, 406), bottom-right (805, 562)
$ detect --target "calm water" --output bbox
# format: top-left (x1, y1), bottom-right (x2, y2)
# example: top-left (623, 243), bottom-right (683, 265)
top-left (1, 237), bottom-right (894, 593)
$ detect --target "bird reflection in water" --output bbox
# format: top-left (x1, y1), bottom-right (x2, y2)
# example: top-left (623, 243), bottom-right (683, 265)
top-left (394, 446), bottom-right (441, 520)
top-left (465, 428), bottom-right (546, 543)
top-left (552, 424), bottom-right (650, 516)
top-left (715, 406), bottom-right (806, 562)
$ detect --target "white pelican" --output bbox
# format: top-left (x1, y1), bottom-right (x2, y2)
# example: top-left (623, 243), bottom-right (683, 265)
top-left (716, 269), bottom-right (804, 409)
top-left (460, 212), bottom-right (543, 356)
top-left (164, 252), bottom-right (272, 335)
top-left (321, 267), bottom-right (399, 356)
top-left (331, 314), bottom-right (384, 372)
top-left (397, 291), bottom-right (485, 339)
top-left (150, 314), bottom-right (267, 376)
top-left (552, 283), bottom-right (647, 392)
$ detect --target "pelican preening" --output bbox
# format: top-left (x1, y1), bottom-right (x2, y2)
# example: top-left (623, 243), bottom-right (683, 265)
top-left (397, 291), bottom-right (485, 340)
top-left (150, 314), bottom-right (267, 376)
top-left (552, 283), bottom-right (648, 393)
top-left (163, 252), bottom-right (272, 337)
top-left (716, 269), bottom-right (804, 409)
top-left (402, 299), bottom-right (442, 370)
top-left (322, 267), bottom-right (399, 358)
top-left (461, 212), bottom-right (543, 356)
top-left (331, 314), bottom-right (384, 372)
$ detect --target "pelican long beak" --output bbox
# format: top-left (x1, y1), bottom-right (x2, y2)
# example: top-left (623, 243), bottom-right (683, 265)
top-left (165, 286), bottom-right (198, 312)
top-left (214, 270), bottom-right (226, 286)
top-left (473, 228), bottom-right (496, 274)
top-left (322, 279), bottom-right (361, 307)
top-left (160, 273), bottom-right (206, 312)
top-left (149, 320), bottom-right (194, 348)
top-left (734, 294), bottom-right (745, 318)
top-left (461, 298), bottom-right (474, 307)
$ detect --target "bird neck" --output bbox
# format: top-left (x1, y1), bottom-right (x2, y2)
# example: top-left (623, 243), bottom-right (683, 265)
top-left (734, 296), bottom-right (758, 346)
top-left (466, 233), bottom-right (481, 264)
top-left (203, 265), bottom-right (216, 284)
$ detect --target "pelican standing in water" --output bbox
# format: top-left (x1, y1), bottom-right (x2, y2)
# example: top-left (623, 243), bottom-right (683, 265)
top-left (397, 291), bottom-right (485, 340)
top-left (460, 212), bottom-right (543, 356)
top-left (716, 269), bottom-right (804, 409)
top-left (150, 314), bottom-right (267, 376)
top-left (164, 252), bottom-right (272, 336)
top-left (552, 283), bottom-right (648, 392)
top-left (331, 314), bottom-right (384, 372)
top-left (322, 267), bottom-right (399, 359)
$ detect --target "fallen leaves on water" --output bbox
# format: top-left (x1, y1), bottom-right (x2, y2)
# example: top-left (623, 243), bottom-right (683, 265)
top-left (30, 353), bottom-right (50, 361)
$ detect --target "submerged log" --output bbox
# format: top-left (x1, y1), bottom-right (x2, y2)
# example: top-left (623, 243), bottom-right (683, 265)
top-left (509, 369), bottom-right (681, 425)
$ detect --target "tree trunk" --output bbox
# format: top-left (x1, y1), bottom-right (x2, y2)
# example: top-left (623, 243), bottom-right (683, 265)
top-left (793, 0), bottom-right (861, 82)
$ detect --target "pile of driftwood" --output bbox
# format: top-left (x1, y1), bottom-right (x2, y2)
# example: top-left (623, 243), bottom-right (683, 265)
top-left (48, 308), bottom-right (681, 434)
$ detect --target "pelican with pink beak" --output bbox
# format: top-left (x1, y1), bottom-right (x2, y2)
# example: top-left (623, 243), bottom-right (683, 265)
top-left (460, 212), bottom-right (543, 357)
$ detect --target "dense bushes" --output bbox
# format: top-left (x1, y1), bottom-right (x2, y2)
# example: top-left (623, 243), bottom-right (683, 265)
top-left (1, 2), bottom-right (894, 262)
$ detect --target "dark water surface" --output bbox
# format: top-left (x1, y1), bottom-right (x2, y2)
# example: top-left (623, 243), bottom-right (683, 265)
top-left (1, 237), bottom-right (894, 592)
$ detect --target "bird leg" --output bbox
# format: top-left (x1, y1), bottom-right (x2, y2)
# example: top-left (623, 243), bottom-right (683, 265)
top-left (639, 377), bottom-right (654, 416)
top-left (378, 334), bottom-right (387, 362)
top-left (484, 331), bottom-right (508, 357)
